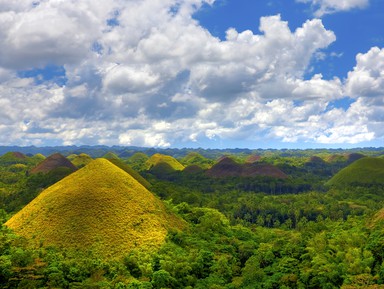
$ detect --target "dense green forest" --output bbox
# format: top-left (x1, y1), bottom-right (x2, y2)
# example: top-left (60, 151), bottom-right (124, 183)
top-left (1, 148), bottom-right (384, 288)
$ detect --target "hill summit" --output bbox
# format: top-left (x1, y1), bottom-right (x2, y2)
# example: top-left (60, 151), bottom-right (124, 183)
top-left (30, 153), bottom-right (77, 174)
top-left (6, 159), bottom-right (184, 258)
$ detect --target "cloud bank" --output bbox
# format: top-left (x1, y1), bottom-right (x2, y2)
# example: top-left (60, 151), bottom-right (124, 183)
top-left (297, 0), bottom-right (369, 16)
top-left (0, 0), bottom-right (382, 147)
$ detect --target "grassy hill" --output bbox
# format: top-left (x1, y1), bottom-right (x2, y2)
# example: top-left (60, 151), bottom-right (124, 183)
top-left (127, 152), bottom-right (149, 171)
top-left (5, 159), bottom-right (184, 258)
top-left (180, 152), bottom-right (213, 169)
top-left (326, 157), bottom-right (384, 187)
top-left (0, 152), bottom-right (28, 165)
top-left (145, 153), bottom-right (185, 172)
top-left (106, 158), bottom-right (151, 189)
top-left (67, 153), bottom-right (93, 168)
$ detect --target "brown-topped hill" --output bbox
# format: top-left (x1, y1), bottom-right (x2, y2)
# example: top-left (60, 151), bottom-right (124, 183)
top-left (30, 153), bottom-right (77, 174)
top-left (245, 154), bottom-right (262, 163)
top-left (11, 152), bottom-right (27, 159)
top-left (206, 157), bottom-right (287, 179)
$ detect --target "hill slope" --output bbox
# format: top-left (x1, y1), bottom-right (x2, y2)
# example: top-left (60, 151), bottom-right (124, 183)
top-left (30, 153), bottom-right (77, 174)
top-left (207, 157), bottom-right (287, 179)
top-left (327, 157), bottom-right (384, 187)
top-left (5, 159), bottom-right (184, 258)
top-left (145, 153), bottom-right (185, 171)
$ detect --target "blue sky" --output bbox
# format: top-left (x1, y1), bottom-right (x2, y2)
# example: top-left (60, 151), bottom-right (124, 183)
top-left (0, 0), bottom-right (383, 149)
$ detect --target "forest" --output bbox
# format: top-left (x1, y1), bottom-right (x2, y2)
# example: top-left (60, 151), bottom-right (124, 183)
top-left (0, 147), bottom-right (384, 289)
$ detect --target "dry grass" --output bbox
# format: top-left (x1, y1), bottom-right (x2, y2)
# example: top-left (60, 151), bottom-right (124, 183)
top-left (145, 153), bottom-right (185, 171)
top-left (6, 158), bottom-right (185, 259)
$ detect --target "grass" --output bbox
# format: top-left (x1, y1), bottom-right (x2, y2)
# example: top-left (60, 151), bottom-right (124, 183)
top-left (145, 153), bottom-right (185, 171)
top-left (327, 157), bottom-right (384, 187)
top-left (106, 158), bottom-right (151, 189)
top-left (67, 153), bottom-right (93, 168)
top-left (6, 159), bottom-right (185, 259)
top-left (180, 152), bottom-right (213, 169)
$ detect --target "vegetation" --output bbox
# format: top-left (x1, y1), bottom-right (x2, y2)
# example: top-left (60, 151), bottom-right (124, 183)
top-left (327, 157), bottom-right (384, 187)
top-left (0, 147), bottom-right (384, 288)
top-left (6, 159), bottom-right (184, 258)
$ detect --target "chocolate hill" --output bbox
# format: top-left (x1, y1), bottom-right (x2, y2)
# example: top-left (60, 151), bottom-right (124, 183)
top-left (30, 153), bottom-right (77, 174)
top-left (245, 154), bottom-right (262, 163)
top-left (326, 157), bottom-right (384, 187)
top-left (206, 157), bottom-right (287, 179)
top-left (145, 153), bottom-right (185, 172)
top-left (5, 159), bottom-right (184, 258)
top-left (181, 152), bottom-right (214, 169)
top-left (0, 151), bottom-right (28, 164)
top-left (67, 153), bottom-right (93, 168)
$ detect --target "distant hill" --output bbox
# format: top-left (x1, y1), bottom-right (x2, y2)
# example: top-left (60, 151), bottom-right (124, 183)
top-left (326, 157), bottom-right (384, 187)
top-left (30, 153), bottom-right (77, 174)
top-left (67, 153), bottom-right (93, 168)
top-left (346, 153), bottom-right (365, 163)
top-left (126, 152), bottom-right (149, 171)
top-left (145, 153), bottom-right (185, 172)
top-left (245, 155), bottom-right (262, 163)
top-left (5, 159), bottom-right (184, 258)
top-left (181, 152), bottom-right (213, 169)
top-left (102, 152), bottom-right (120, 160)
top-left (0, 152), bottom-right (28, 165)
top-left (206, 157), bottom-right (287, 179)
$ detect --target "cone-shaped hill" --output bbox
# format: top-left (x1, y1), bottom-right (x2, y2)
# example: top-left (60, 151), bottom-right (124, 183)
top-left (127, 152), bottom-right (149, 171)
top-left (145, 153), bottom-right (185, 172)
top-left (67, 153), bottom-right (93, 168)
top-left (326, 157), bottom-right (384, 187)
top-left (0, 151), bottom-right (28, 165)
top-left (106, 158), bottom-right (151, 189)
top-left (245, 154), bottom-right (262, 163)
top-left (206, 157), bottom-right (243, 177)
top-left (30, 153), bottom-right (77, 174)
top-left (181, 152), bottom-right (213, 169)
top-left (206, 157), bottom-right (287, 179)
top-left (5, 159), bottom-right (185, 258)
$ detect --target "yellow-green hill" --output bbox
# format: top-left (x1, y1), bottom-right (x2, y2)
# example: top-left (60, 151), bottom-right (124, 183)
top-left (127, 152), bottom-right (149, 171)
top-left (67, 153), bottom-right (93, 168)
top-left (181, 152), bottom-right (213, 169)
top-left (145, 153), bottom-right (185, 172)
top-left (5, 159), bottom-right (184, 259)
top-left (326, 157), bottom-right (384, 187)
top-left (106, 158), bottom-right (151, 189)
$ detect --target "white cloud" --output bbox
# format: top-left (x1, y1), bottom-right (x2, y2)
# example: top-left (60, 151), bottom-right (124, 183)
top-left (0, 0), bottom-right (382, 147)
top-left (297, 0), bottom-right (369, 16)
top-left (345, 47), bottom-right (384, 98)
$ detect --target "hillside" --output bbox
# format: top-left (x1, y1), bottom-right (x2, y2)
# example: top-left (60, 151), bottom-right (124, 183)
top-left (67, 153), bottom-right (93, 168)
top-left (5, 159), bottom-right (184, 258)
top-left (206, 157), bottom-right (287, 179)
top-left (145, 153), bottom-right (185, 172)
top-left (181, 152), bottom-right (213, 169)
top-left (106, 158), bottom-right (151, 189)
top-left (327, 157), bottom-right (384, 187)
top-left (0, 152), bottom-right (28, 165)
top-left (30, 153), bottom-right (77, 174)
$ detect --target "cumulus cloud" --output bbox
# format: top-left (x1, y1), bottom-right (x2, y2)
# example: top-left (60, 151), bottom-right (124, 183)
top-left (297, 0), bottom-right (369, 16)
top-left (0, 0), bottom-right (382, 147)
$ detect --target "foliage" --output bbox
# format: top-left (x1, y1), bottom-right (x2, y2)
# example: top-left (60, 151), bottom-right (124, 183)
top-left (0, 148), bottom-right (384, 288)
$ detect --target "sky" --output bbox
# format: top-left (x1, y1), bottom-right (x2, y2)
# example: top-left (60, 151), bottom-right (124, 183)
top-left (0, 0), bottom-right (383, 149)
